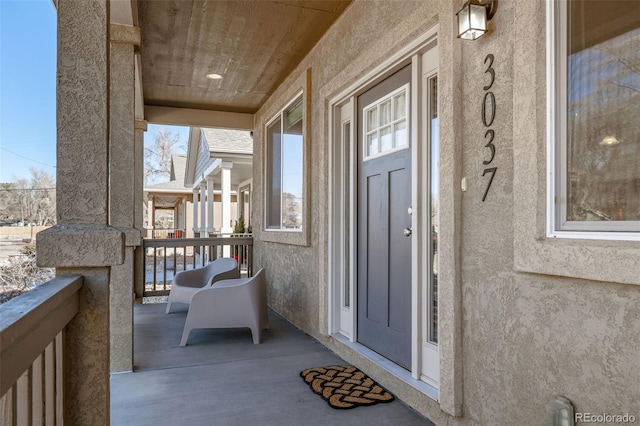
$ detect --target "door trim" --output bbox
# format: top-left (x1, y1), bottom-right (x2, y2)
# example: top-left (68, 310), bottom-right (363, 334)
top-left (328, 26), bottom-right (439, 399)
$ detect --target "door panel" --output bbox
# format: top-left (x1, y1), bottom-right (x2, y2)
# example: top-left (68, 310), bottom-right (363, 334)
top-left (357, 64), bottom-right (412, 369)
top-left (365, 172), bottom-right (386, 324)
top-left (388, 166), bottom-right (411, 333)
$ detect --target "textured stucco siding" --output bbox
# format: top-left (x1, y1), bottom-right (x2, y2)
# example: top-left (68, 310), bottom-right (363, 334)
top-left (254, 0), bottom-right (440, 344)
top-left (253, 0), bottom-right (640, 424)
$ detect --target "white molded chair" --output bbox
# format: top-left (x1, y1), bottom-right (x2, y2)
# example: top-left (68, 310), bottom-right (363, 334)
top-left (180, 268), bottom-right (269, 346)
top-left (165, 257), bottom-right (239, 314)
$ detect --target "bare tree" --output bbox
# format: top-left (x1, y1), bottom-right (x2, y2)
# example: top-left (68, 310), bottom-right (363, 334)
top-left (0, 168), bottom-right (56, 225)
top-left (282, 192), bottom-right (302, 229)
top-left (145, 128), bottom-right (187, 184)
top-left (0, 242), bottom-right (54, 304)
top-left (0, 183), bottom-right (11, 221)
top-left (30, 168), bottom-right (56, 225)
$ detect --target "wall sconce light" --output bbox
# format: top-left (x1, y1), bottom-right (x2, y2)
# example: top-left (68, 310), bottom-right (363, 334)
top-left (456, 0), bottom-right (498, 40)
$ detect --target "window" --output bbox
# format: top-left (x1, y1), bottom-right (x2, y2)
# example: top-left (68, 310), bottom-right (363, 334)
top-left (428, 75), bottom-right (438, 345)
top-left (363, 85), bottom-right (409, 159)
top-left (265, 94), bottom-right (304, 230)
top-left (551, 0), bottom-right (640, 235)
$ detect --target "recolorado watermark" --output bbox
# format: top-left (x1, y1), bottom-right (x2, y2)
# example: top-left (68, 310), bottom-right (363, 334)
top-left (575, 412), bottom-right (636, 423)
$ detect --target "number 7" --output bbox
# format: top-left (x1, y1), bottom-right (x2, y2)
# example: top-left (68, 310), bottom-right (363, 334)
top-left (482, 167), bottom-right (497, 202)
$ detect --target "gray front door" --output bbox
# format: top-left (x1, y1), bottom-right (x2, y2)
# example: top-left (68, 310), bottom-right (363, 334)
top-left (357, 65), bottom-right (412, 369)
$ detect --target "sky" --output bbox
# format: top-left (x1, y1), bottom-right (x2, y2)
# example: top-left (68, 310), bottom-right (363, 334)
top-left (1, 0), bottom-right (57, 182)
top-left (0, 1), bottom-right (188, 184)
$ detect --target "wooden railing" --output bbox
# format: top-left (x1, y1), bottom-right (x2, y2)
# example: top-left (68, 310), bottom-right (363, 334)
top-left (140, 235), bottom-right (253, 297)
top-left (0, 276), bottom-right (82, 425)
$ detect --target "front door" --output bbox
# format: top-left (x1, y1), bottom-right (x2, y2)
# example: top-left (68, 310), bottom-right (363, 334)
top-left (357, 65), bottom-right (412, 369)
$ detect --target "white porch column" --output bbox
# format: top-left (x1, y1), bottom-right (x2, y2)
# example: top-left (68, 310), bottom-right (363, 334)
top-left (199, 182), bottom-right (207, 237)
top-left (192, 188), bottom-right (199, 237)
top-left (220, 163), bottom-right (233, 257)
top-left (109, 23), bottom-right (141, 374)
top-left (37, 0), bottom-right (116, 423)
top-left (147, 196), bottom-right (155, 234)
top-left (173, 206), bottom-right (178, 231)
top-left (220, 162), bottom-right (234, 234)
top-left (133, 120), bottom-right (147, 299)
top-left (134, 120), bottom-right (147, 230)
top-left (206, 177), bottom-right (215, 234)
top-left (183, 196), bottom-right (189, 235)
top-left (177, 202), bottom-right (183, 233)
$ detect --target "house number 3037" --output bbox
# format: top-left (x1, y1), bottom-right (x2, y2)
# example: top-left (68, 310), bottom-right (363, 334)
top-left (481, 53), bottom-right (496, 202)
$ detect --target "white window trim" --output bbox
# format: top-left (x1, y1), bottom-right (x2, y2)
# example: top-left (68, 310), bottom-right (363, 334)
top-left (264, 91), bottom-right (304, 234)
top-left (546, 0), bottom-right (640, 241)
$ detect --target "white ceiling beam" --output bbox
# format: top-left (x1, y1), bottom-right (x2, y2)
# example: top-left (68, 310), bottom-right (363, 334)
top-left (144, 105), bottom-right (254, 131)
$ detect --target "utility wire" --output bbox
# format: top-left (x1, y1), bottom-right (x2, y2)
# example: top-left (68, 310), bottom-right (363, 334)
top-left (0, 147), bottom-right (57, 169)
top-left (0, 188), bottom-right (56, 191)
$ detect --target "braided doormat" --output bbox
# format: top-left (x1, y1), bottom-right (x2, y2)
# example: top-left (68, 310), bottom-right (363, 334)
top-left (300, 365), bottom-right (395, 409)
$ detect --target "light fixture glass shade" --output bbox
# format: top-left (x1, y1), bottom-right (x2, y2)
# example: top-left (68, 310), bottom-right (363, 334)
top-left (456, 1), bottom-right (488, 40)
top-left (600, 136), bottom-right (620, 146)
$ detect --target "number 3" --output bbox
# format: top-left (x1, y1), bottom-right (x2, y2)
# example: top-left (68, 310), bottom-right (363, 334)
top-left (483, 54), bottom-right (495, 91)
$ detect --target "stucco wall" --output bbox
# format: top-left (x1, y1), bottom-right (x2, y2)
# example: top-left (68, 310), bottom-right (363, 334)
top-left (254, 0), bottom-right (441, 344)
top-left (254, 0), bottom-right (640, 424)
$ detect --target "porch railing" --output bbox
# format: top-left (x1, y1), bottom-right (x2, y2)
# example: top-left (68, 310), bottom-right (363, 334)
top-left (0, 276), bottom-right (82, 425)
top-left (140, 235), bottom-right (253, 297)
top-left (145, 228), bottom-right (186, 239)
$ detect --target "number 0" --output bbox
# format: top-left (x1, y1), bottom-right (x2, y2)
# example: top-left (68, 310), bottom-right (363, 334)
top-left (482, 92), bottom-right (496, 127)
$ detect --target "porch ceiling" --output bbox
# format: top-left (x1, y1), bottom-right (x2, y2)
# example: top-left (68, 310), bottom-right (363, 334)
top-left (137, 0), bottom-right (351, 115)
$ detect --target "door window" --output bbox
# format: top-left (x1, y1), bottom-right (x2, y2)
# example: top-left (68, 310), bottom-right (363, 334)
top-left (363, 85), bottom-right (409, 159)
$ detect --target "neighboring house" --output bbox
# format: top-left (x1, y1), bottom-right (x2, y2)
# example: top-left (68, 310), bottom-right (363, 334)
top-left (27, 1), bottom-right (640, 425)
top-left (143, 128), bottom-right (253, 238)
top-left (143, 154), bottom-right (192, 237)
top-left (184, 127), bottom-right (253, 236)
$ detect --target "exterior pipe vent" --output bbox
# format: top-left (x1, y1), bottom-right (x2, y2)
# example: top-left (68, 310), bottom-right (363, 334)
top-left (546, 396), bottom-right (575, 426)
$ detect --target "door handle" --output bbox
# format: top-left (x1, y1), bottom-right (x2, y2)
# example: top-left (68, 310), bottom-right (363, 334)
top-left (403, 227), bottom-right (412, 237)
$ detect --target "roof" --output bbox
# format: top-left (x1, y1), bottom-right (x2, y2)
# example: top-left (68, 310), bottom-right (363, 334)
top-left (145, 155), bottom-right (190, 193)
top-left (201, 128), bottom-right (253, 155)
top-left (170, 154), bottom-right (187, 183)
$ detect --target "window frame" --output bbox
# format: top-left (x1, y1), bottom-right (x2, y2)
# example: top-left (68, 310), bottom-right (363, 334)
top-left (259, 71), bottom-right (310, 248)
top-left (264, 91), bottom-right (304, 232)
top-left (548, 0), bottom-right (640, 240)
top-left (362, 84), bottom-right (410, 161)
top-left (511, 0), bottom-right (639, 288)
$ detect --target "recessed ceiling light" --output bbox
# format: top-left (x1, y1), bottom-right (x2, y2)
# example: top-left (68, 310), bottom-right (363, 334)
top-left (206, 73), bottom-right (223, 80)
top-left (600, 136), bottom-right (620, 146)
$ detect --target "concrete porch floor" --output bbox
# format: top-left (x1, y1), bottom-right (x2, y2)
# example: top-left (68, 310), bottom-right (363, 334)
top-left (110, 303), bottom-right (434, 426)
